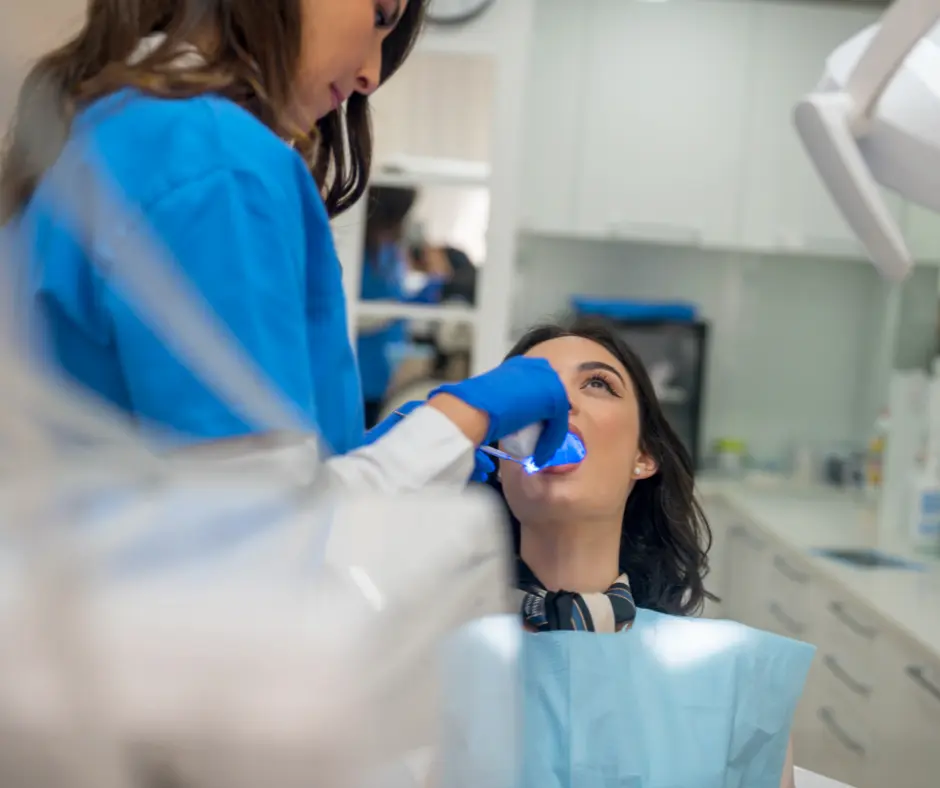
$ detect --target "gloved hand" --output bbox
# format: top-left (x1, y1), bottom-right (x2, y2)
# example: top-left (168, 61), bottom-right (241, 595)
top-left (430, 356), bottom-right (570, 467)
top-left (361, 399), bottom-right (499, 483)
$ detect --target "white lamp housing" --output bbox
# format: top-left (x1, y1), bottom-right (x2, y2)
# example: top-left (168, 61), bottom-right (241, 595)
top-left (794, 0), bottom-right (940, 281)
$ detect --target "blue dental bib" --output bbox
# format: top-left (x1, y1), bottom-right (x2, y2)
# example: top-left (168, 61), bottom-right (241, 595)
top-left (521, 608), bottom-right (815, 788)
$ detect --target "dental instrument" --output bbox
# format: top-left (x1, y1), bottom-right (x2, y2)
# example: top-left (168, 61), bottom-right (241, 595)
top-left (519, 431), bottom-right (587, 475)
top-left (794, 0), bottom-right (940, 281)
top-left (483, 431), bottom-right (585, 475)
top-left (394, 410), bottom-right (586, 474)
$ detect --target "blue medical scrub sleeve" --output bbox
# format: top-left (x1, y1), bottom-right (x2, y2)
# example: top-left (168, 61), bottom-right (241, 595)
top-left (13, 92), bottom-right (364, 453)
top-left (105, 170), bottom-right (315, 440)
top-left (522, 608), bottom-right (815, 788)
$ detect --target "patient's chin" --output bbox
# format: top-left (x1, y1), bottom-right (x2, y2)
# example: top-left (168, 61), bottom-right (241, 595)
top-left (525, 474), bottom-right (587, 509)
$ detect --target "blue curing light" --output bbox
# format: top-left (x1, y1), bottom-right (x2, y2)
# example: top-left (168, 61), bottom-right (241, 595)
top-left (523, 432), bottom-right (586, 475)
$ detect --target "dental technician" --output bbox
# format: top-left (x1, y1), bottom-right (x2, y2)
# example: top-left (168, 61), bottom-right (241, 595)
top-left (0, 0), bottom-right (570, 489)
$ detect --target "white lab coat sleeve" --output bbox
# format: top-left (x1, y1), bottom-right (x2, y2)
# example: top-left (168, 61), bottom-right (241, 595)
top-left (323, 405), bottom-right (476, 493)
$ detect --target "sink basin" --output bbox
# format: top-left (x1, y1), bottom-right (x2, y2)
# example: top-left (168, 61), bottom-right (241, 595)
top-left (812, 547), bottom-right (925, 571)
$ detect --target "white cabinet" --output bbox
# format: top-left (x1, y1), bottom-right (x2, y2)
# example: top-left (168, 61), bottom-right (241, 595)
top-left (519, 0), bottom-right (928, 263)
top-left (738, 1), bottom-right (900, 258)
top-left (575, 0), bottom-right (752, 248)
top-left (700, 496), bottom-right (739, 620)
top-left (709, 496), bottom-right (940, 788)
top-left (724, 522), bottom-right (773, 630)
top-left (870, 635), bottom-right (940, 788)
top-left (807, 591), bottom-right (882, 788)
top-left (518, 0), bottom-right (588, 236)
top-left (369, 51), bottom-right (493, 165)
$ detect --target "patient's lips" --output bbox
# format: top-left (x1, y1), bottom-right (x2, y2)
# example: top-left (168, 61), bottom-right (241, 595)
top-left (523, 432), bottom-right (587, 475)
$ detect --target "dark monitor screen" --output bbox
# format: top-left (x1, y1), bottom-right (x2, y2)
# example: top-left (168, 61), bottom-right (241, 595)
top-left (607, 321), bottom-right (708, 468)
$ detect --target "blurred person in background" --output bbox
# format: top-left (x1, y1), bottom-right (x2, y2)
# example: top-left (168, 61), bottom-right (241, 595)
top-left (358, 184), bottom-right (450, 427)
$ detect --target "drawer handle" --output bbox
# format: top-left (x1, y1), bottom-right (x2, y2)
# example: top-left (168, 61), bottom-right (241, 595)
top-left (768, 602), bottom-right (805, 636)
top-left (905, 665), bottom-right (940, 704)
top-left (828, 602), bottom-right (877, 640)
top-left (731, 525), bottom-right (766, 550)
top-left (773, 555), bottom-right (810, 585)
top-left (823, 654), bottom-right (871, 698)
top-left (818, 707), bottom-right (866, 756)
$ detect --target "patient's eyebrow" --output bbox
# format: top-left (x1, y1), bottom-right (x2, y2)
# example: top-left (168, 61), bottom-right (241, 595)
top-left (578, 360), bottom-right (626, 385)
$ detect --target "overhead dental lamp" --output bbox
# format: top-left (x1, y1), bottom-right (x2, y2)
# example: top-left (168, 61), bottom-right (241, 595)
top-left (794, 0), bottom-right (940, 282)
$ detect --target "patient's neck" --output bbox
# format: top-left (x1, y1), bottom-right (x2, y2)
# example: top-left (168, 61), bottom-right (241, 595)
top-left (519, 514), bottom-right (622, 594)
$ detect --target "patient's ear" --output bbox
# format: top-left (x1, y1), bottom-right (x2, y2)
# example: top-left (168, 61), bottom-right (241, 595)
top-left (633, 454), bottom-right (658, 480)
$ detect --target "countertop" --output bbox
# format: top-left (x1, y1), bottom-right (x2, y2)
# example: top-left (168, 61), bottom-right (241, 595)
top-left (698, 476), bottom-right (940, 660)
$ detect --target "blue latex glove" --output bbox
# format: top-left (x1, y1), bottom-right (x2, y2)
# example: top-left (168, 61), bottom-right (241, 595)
top-left (430, 357), bottom-right (570, 467)
top-left (470, 450), bottom-right (496, 484)
top-left (361, 399), bottom-right (499, 483)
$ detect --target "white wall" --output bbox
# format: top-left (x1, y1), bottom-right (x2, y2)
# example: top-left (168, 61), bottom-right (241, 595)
top-left (0, 0), bottom-right (85, 131)
top-left (513, 233), bottom-right (939, 464)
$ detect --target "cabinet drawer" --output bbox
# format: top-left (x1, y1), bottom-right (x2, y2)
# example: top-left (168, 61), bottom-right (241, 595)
top-left (767, 551), bottom-right (814, 634)
top-left (870, 634), bottom-right (940, 788)
top-left (818, 651), bottom-right (874, 726)
top-left (814, 702), bottom-right (870, 788)
top-left (771, 552), bottom-right (814, 594)
top-left (766, 597), bottom-right (811, 640)
top-left (725, 523), bottom-right (772, 628)
top-left (822, 594), bottom-right (880, 691)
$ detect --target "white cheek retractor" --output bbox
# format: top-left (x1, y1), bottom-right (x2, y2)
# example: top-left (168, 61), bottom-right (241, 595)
top-left (499, 424), bottom-right (542, 461)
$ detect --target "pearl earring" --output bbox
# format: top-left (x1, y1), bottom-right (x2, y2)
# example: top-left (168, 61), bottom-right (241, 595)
top-left (634, 466), bottom-right (642, 476)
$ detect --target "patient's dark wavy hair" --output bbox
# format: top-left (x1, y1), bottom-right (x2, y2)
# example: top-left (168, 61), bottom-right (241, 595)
top-left (488, 317), bottom-right (716, 616)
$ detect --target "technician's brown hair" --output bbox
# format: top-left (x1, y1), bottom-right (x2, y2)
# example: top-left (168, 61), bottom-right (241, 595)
top-left (0, 0), bottom-right (426, 223)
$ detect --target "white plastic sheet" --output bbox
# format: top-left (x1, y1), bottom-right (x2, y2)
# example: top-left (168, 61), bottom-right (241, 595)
top-left (0, 56), bottom-right (520, 787)
top-left (0, 453), bottom-right (520, 788)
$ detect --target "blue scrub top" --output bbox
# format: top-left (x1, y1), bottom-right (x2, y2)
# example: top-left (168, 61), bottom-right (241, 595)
top-left (9, 90), bottom-right (364, 454)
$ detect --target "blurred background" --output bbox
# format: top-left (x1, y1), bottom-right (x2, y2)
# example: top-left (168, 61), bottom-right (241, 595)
top-left (3, 1), bottom-right (940, 786)
top-left (332, 0), bottom-right (938, 477)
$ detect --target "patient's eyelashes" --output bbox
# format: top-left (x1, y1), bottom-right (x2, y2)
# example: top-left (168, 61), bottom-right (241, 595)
top-left (584, 372), bottom-right (621, 397)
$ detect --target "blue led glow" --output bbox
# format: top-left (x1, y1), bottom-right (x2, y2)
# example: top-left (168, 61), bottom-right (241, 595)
top-left (523, 432), bottom-right (586, 475)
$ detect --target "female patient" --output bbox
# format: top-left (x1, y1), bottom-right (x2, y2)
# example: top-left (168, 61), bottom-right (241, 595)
top-left (486, 319), bottom-right (812, 788)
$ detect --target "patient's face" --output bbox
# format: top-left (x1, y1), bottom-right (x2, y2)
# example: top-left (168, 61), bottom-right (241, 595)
top-left (500, 336), bottom-right (652, 524)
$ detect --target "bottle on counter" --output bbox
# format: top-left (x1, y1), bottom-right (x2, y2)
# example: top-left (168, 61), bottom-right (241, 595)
top-left (865, 409), bottom-right (889, 504)
top-left (907, 457), bottom-right (940, 555)
top-left (713, 438), bottom-right (746, 478)
top-left (909, 373), bottom-right (940, 555)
